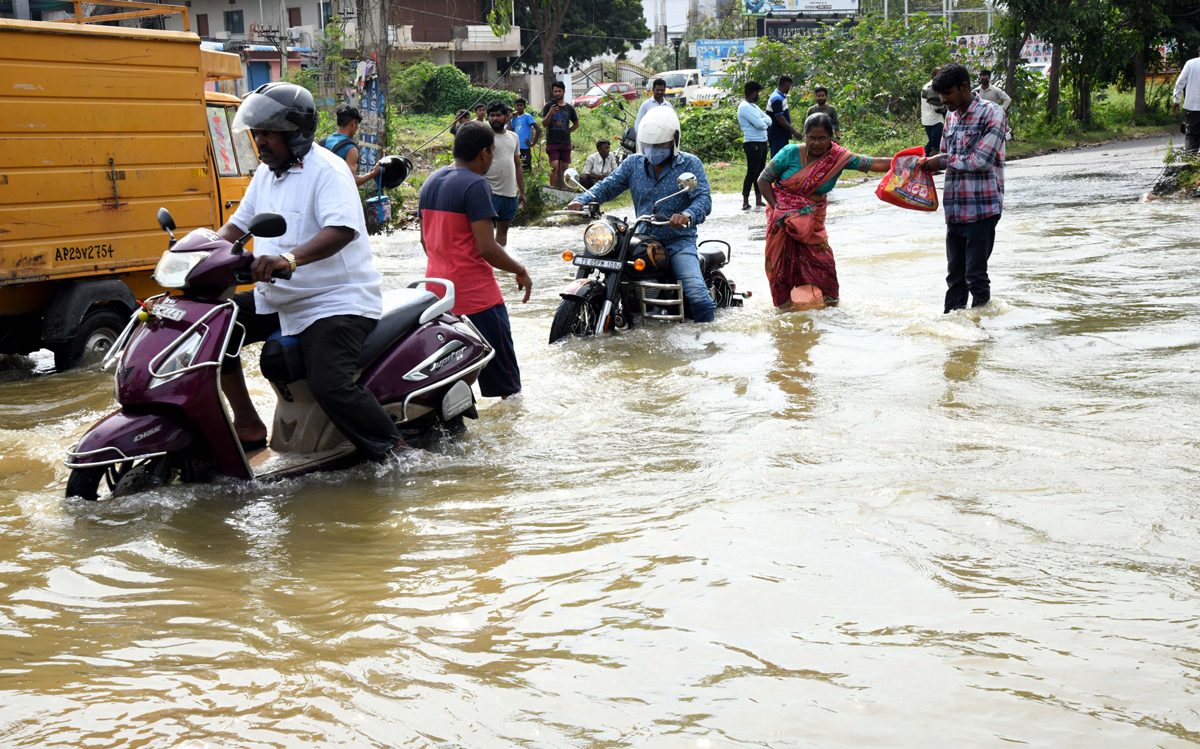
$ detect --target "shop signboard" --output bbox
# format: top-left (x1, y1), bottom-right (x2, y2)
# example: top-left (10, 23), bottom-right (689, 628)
top-left (742, 0), bottom-right (857, 17)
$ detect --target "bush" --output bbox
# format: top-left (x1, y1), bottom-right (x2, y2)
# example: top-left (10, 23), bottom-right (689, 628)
top-left (392, 59), bottom-right (438, 112)
top-left (420, 65), bottom-right (517, 115)
top-left (679, 106), bottom-right (743, 161)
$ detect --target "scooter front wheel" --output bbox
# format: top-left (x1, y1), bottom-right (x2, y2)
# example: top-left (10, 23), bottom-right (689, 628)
top-left (549, 288), bottom-right (605, 343)
top-left (65, 456), bottom-right (174, 501)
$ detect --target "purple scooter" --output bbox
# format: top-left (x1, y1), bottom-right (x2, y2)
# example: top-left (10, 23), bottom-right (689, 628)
top-left (64, 208), bottom-right (493, 501)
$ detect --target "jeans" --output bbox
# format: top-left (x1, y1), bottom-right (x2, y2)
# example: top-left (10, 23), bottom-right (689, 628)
top-left (224, 291), bottom-right (401, 460)
top-left (663, 237), bottom-right (716, 323)
top-left (924, 122), bottom-right (944, 156)
top-left (768, 136), bottom-right (790, 158)
top-left (944, 214), bottom-right (1000, 313)
top-left (1185, 110), bottom-right (1200, 153)
top-left (742, 141), bottom-right (768, 202)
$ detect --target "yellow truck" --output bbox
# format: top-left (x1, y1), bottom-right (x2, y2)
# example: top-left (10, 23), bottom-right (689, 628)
top-left (0, 2), bottom-right (258, 371)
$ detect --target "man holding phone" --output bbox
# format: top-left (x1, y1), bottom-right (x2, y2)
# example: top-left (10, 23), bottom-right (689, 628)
top-left (541, 81), bottom-right (579, 188)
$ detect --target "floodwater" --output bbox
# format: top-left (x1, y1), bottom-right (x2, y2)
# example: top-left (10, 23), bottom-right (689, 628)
top-left (1, 137), bottom-right (1197, 747)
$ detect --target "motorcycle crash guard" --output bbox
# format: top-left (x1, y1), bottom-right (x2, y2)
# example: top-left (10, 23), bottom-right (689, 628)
top-left (559, 278), bottom-right (603, 301)
top-left (66, 410), bottom-right (193, 468)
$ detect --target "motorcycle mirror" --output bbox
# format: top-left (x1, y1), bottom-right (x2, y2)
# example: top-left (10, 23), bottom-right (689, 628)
top-left (247, 212), bottom-right (287, 238)
top-left (157, 207), bottom-right (176, 235)
top-left (563, 168), bottom-right (584, 192)
top-left (677, 172), bottom-right (698, 192)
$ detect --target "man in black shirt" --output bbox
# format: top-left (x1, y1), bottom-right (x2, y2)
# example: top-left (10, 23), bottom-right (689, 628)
top-left (540, 80), bottom-right (579, 188)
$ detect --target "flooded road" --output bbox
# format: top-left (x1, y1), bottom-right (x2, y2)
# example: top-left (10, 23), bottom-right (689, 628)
top-left (2, 137), bottom-right (1198, 746)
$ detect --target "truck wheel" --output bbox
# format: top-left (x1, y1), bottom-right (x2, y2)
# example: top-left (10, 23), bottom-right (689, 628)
top-left (53, 309), bottom-right (126, 372)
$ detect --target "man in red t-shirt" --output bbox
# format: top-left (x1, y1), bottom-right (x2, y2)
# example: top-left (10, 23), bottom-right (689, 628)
top-left (418, 121), bottom-right (533, 397)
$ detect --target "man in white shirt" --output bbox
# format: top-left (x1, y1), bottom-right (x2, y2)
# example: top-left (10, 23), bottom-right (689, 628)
top-left (221, 82), bottom-right (403, 460)
top-left (920, 65), bottom-right (947, 156)
top-left (578, 139), bottom-right (618, 188)
top-left (635, 78), bottom-right (671, 132)
top-left (1174, 51), bottom-right (1200, 153)
top-left (483, 100), bottom-right (525, 246)
top-left (974, 68), bottom-right (1013, 141)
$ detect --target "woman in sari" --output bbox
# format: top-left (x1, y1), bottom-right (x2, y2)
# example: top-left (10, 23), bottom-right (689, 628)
top-left (756, 112), bottom-right (892, 310)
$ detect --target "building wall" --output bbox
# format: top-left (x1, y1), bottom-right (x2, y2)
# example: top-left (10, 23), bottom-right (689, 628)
top-left (391, 0), bottom-right (486, 43)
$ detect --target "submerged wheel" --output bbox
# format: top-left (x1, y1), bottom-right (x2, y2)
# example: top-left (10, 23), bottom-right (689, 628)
top-left (548, 288), bottom-right (605, 343)
top-left (65, 456), bottom-right (174, 501)
top-left (53, 308), bottom-right (127, 372)
top-left (711, 273), bottom-right (736, 308)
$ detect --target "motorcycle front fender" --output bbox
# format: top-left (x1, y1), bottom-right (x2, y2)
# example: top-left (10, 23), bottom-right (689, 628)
top-left (559, 278), bottom-right (603, 301)
top-left (65, 409), bottom-right (193, 469)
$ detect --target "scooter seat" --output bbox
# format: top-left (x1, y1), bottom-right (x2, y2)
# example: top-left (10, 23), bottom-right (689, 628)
top-left (357, 288), bottom-right (440, 368)
top-left (698, 247), bottom-right (728, 274)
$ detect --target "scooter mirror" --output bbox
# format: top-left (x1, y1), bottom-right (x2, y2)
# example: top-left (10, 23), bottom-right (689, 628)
top-left (677, 172), bottom-right (698, 192)
top-left (563, 168), bottom-right (584, 192)
top-left (157, 207), bottom-right (176, 233)
top-left (247, 212), bottom-right (287, 238)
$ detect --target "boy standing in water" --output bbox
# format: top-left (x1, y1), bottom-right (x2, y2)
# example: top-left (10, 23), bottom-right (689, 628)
top-left (418, 122), bottom-right (533, 398)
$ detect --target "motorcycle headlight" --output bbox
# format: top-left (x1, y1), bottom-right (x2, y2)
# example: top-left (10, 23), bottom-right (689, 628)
top-left (153, 251), bottom-right (210, 288)
top-left (584, 222), bottom-right (617, 256)
top-left (148, 329), bottom-right (204, 389)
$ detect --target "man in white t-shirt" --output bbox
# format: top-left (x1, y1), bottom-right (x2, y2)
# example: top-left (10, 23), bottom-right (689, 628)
top-left (578, 139), bottom-right (618, 188)
top-left (483, 100), bottom-right (526, 246)
top-left (920, 65), bottom-right (947, 156)
top-left (220, 82), bottom-right (403, 460)
top-left (1174, 51), bottom-right (1200, 153)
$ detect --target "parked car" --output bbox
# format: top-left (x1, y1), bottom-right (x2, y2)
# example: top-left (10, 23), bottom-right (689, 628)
top-left (688, 72), bottom-right (731, 109)
top-left (654, 69), bottom-right (704, 106)
top-left (575, 82), bottom-right (639, 108)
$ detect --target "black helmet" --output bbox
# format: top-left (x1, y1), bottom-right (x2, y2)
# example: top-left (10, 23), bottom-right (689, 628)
top-left (232, 82), bottom-right (318, 159)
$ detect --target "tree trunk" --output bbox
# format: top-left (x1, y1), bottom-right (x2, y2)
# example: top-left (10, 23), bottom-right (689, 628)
top-left (1004, 33), bottom-right (1025, 99)
top-left (541, 41), bottom-right (557, 100)
top-left (1133, 47), bottom-right (1146, 116)
top-left (1047, 41), bottom-right (1062, 120)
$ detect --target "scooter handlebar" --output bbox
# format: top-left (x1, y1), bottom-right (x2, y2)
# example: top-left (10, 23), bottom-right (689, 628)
top-left (232, 267), bottom-right (293, 284)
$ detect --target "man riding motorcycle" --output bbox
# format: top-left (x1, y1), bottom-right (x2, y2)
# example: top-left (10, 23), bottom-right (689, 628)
top-left (218, 82), bottom-right (404, 460)
top-left (567, 106), bottom-right (716, 323)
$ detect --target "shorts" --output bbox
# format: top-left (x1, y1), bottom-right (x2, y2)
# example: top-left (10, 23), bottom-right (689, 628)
top-left (492, 193), bottom-right (518, 222)
top-left (546, 143), bottom-right (572, 164)
top-left (465, 303), bottom-right (521, 398)
top-left (519, 148), bottom-right (531, 171)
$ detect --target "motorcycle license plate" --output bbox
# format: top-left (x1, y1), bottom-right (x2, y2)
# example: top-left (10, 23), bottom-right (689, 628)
top-left (573, 256), bottom-right (622, 271)
top-left (152, 304), bottom-right (185, 322)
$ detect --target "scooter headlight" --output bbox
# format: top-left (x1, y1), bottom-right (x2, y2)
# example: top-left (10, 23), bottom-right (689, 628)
top-left (154, 251), bottom-right (210, 288)
top-left (584, 222), bottom-right (617, 256)
top-left (148, 330), bottom-right (204, 389)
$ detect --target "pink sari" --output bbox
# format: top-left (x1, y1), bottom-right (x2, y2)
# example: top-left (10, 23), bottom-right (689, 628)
top-left (764, 143), bottom-right (855, 307)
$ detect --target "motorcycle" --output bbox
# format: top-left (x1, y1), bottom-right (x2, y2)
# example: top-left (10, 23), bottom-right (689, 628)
top-left (547, 170), bottom-right (750, 344)
top-left (64, 209), bottom-right (494, 501)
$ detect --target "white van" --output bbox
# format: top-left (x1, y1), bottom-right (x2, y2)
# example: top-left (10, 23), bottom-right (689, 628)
top-left (652, 69), bottom-right (703, 106)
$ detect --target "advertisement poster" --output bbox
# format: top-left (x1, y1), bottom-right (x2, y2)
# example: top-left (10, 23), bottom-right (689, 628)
top-left (742, 0), bottom-right (857, 17)
top-left (696, 39), bottom-right (751, 75)
top-left (356, 58), bottom-right (385, 179)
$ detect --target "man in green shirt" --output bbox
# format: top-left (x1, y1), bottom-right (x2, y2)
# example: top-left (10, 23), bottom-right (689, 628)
top-left (805, 85), bottom-right (841, 142)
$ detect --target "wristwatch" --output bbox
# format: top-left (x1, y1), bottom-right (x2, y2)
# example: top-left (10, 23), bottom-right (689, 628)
top-left (282, 252), bottom-right (297, 272)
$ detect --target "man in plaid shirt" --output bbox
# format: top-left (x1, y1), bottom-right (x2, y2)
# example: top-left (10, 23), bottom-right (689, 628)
top-left (916, 62), bottom-right (1005, 313)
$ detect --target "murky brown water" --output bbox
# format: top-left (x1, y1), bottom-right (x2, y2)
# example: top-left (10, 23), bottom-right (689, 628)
top-left (2, 137), bottom-right (1198, 747)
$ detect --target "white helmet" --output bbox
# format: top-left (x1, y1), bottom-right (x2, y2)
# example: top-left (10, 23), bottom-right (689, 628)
top-left (636, 105), bottom-right (682, 157)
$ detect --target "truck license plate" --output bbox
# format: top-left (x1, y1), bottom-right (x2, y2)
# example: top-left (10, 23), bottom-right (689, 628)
top-left (573, 256), bottom-right (622, 271)
top-left (153, 304), bottom-right (186, 322)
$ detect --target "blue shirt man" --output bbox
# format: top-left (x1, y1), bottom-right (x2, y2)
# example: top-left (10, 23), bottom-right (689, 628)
top-left (567, 107), bottom-right (716, 324)
top-left (766, 75), bottom-right (802, 156)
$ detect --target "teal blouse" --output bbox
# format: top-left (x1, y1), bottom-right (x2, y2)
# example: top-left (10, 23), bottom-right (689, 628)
top-left (761, 144), bottom-right (872, 196)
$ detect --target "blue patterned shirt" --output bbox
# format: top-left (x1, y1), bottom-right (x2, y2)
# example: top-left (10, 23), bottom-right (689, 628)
top-left (574, 151), bottom-right (712, 242)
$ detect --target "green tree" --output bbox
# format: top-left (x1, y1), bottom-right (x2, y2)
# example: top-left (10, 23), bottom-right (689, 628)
top-left (513, 0), bottom-right (650, 72)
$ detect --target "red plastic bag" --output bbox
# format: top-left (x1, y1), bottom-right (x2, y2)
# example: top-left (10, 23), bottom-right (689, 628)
top-left (875, 146), bottom-right (939, 212)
